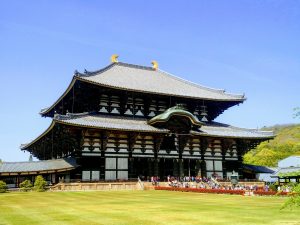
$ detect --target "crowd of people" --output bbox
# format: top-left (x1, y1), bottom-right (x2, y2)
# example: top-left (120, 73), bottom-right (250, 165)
top-left (148, 175), bottom-right (293, 192)
top-left (149, 176), bottom-right (263, 191)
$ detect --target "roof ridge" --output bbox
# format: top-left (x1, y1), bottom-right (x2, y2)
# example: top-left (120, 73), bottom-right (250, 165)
top-left (116, 62), bottom-right (154, 71)
top-left (76, 63), bottom-right (116, 77)
top-left (77, 62), bottom-right (154, 77)
top-left (158, 69), bottom-right (245, 98)
top-left (54, 111), bottom-right (94, 120)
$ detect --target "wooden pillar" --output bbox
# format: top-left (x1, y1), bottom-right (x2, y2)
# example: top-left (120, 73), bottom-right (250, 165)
top-left (221, 140), bottom-right (229, 179)
top-left (195, 159), bottom-right (201, 177)
top-left (236, 140), bottom-right (247, 179)
top-left (153, 134), bottom-right (163, 178)
top-left (200, 160), bottom-right (206, 178)
top-left (200, 138), bottom-right (208, 178)
top-left (173, 159), bottom-right (179, 177)
top-left (16, 175), bottom-right (20, 188)
top-left (148, 158), bottom-right (153, 177)
top-left (100, 157), bottom-right (105, 180)
top-left (179, 159), bottom-right (184, 177)
top-left (153, 159), bottom-right (159, 177)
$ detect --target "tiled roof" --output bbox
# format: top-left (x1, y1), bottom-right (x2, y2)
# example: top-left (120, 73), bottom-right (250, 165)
top-left (0, 158), bottom-right (77, 175)
top-left (272, 167), bottom-right (300, 177)
top-left (55, 113), bottom-right (169, 133)
top-left (193, 122), bottom-right (274, 139)
top-left (40, 62), bottom-right (245, 116)
top-left (242, 164), bottom-right (275, 173)
top-left (22, 114), bottom-right (273, 151)
top-left (148, 105), bottom-right (203, 127)
top-left (77, 62), bottom-right (245, 101)
top-left (56, 113), bottom-right (272, 138)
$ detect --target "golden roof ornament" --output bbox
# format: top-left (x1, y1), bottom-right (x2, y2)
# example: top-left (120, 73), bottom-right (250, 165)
top-left (151, 60), bottom-right (158, 70)
top-left (111, 54), bottom-right (119, 63)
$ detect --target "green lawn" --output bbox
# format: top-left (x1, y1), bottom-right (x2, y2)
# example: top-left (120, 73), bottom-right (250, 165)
top-left (0, 190), bottom-right (299, 225)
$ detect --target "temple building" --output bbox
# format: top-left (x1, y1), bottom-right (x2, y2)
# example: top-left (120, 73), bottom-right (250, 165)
top-left (0, 56), bottom-right (274, 185)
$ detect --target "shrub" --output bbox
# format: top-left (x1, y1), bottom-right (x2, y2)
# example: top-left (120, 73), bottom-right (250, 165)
top-left (0, 180), bottom-right (8, 193)
top-left (269, 184), bottom-right (277, 192)
top-left (253, 190), bottom-right (288, 196)
top-left (34, 175), bottom-right (47, 192)
top-left (282, 183), bottom-right (300, 210)
top-left (154, 186), bottom-right (245, 195)
top-left (20, 179), bottom-right (33, 192)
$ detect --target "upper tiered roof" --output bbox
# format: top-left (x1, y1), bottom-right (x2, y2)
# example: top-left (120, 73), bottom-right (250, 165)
top-left (40, 61), bottom-right (245, 116)
top-left (77, 62), bottom-right (245, 101)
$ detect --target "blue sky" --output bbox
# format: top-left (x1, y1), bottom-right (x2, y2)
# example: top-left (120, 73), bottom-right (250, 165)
top-left (0, 0), bottom-right (299, 161)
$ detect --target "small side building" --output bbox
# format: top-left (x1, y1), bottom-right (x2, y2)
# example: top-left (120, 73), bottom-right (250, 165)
top-left (242, 164), bottom-right (275, 182)
top-left (0, 158), bottom-right (78, 188)
top-left (272, 156), bottom-right (300, 184)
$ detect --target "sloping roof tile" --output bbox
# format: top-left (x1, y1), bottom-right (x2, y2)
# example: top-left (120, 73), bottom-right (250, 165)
top-left (242, 164), bottom-right (275, 173)
top-left (0, 158), bottom-right (77, 174)
top-left (193, 122), bottom-right (274, 139)
top-left (77, 62), bottom-right (245, 101)
top-left (56, 113), bottom-right (169, 133)
top-left (272, 167), bottom-right (300, 177)
top-left (56, 113), bottom-right (273, 139)
top-left (21, 114), bottom-right (273, 151)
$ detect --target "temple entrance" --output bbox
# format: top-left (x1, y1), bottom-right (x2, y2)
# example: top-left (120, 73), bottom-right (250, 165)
top-left (132, 158), bottom-right (149, 180)
top-left (183, 159), bottom-right (197, 177)
top-left (158, 158), bottom-right (174, 179)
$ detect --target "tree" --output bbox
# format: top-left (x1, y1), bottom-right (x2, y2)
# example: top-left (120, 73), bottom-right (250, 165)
top-left (281, 183), bottom-right (300, 209)
top-left (20, 179), bottom-right (33, 192)
top-left (243, 124), bottom-right (300, 167)
top-left (34, 175), bottom-right (47, 192)
top-left (293, 107), bottom-right (300, 119)
top-left (0, 180), bottom-right (8, 193)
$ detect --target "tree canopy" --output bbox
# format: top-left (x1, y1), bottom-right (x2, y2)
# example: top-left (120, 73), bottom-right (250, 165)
top-left (294, 107), bottom-right (300, 119)
top-left (243, 124), bottom-right (300, 167)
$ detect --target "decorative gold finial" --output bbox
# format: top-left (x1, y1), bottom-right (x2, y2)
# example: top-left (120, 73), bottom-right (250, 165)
top-left (111, 54), bottom-right (119, 63)
top-left (151, 60), bottom-right (158, 70)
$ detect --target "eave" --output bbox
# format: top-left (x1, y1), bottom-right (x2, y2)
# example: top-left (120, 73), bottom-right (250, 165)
top-left (40, 62), bottom-right (246, 117)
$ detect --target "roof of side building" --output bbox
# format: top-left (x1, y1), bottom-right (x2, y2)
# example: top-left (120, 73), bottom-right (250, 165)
top-left (0, 158), bottom-right (77, 175)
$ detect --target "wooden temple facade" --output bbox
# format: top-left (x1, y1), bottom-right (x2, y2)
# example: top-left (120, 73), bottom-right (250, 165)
top-left (1, 57), bottom-right (274, 184)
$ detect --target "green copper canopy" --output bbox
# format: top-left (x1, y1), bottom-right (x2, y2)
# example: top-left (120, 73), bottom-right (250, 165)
top-left (148, 105), bottom-right (203, 130)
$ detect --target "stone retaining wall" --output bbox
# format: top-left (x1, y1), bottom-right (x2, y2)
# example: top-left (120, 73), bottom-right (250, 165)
top-left (50, 182), bottom-right (142, 191)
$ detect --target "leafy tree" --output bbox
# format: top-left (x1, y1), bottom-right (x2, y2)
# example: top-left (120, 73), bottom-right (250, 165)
top-left (34, 175), bottom-right (47, 192)
top-left (293, 107), bottom-right (300, 119)
top-left (244, 124), bottom-right (300, 167)
top-left (0, 180), bottom-right (8, 193)
top-left (20, 179), bottom-right (33, 192)
top-left (281, 183), bottom-right (300, 210)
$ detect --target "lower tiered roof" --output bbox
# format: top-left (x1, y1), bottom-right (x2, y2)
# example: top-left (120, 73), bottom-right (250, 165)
top-left (21, 112), bottom-right (274, 151)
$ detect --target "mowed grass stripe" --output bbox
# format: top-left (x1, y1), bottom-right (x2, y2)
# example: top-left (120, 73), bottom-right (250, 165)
top-left (0, 191), bottom-right (299, 225)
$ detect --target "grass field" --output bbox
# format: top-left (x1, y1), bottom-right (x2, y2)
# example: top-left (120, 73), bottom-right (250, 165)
top-left (0, 190), bottom-right (299, 225)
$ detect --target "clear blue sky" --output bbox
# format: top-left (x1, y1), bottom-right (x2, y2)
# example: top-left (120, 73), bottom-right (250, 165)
top-left (0, 1), bottom-right (299, 161)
